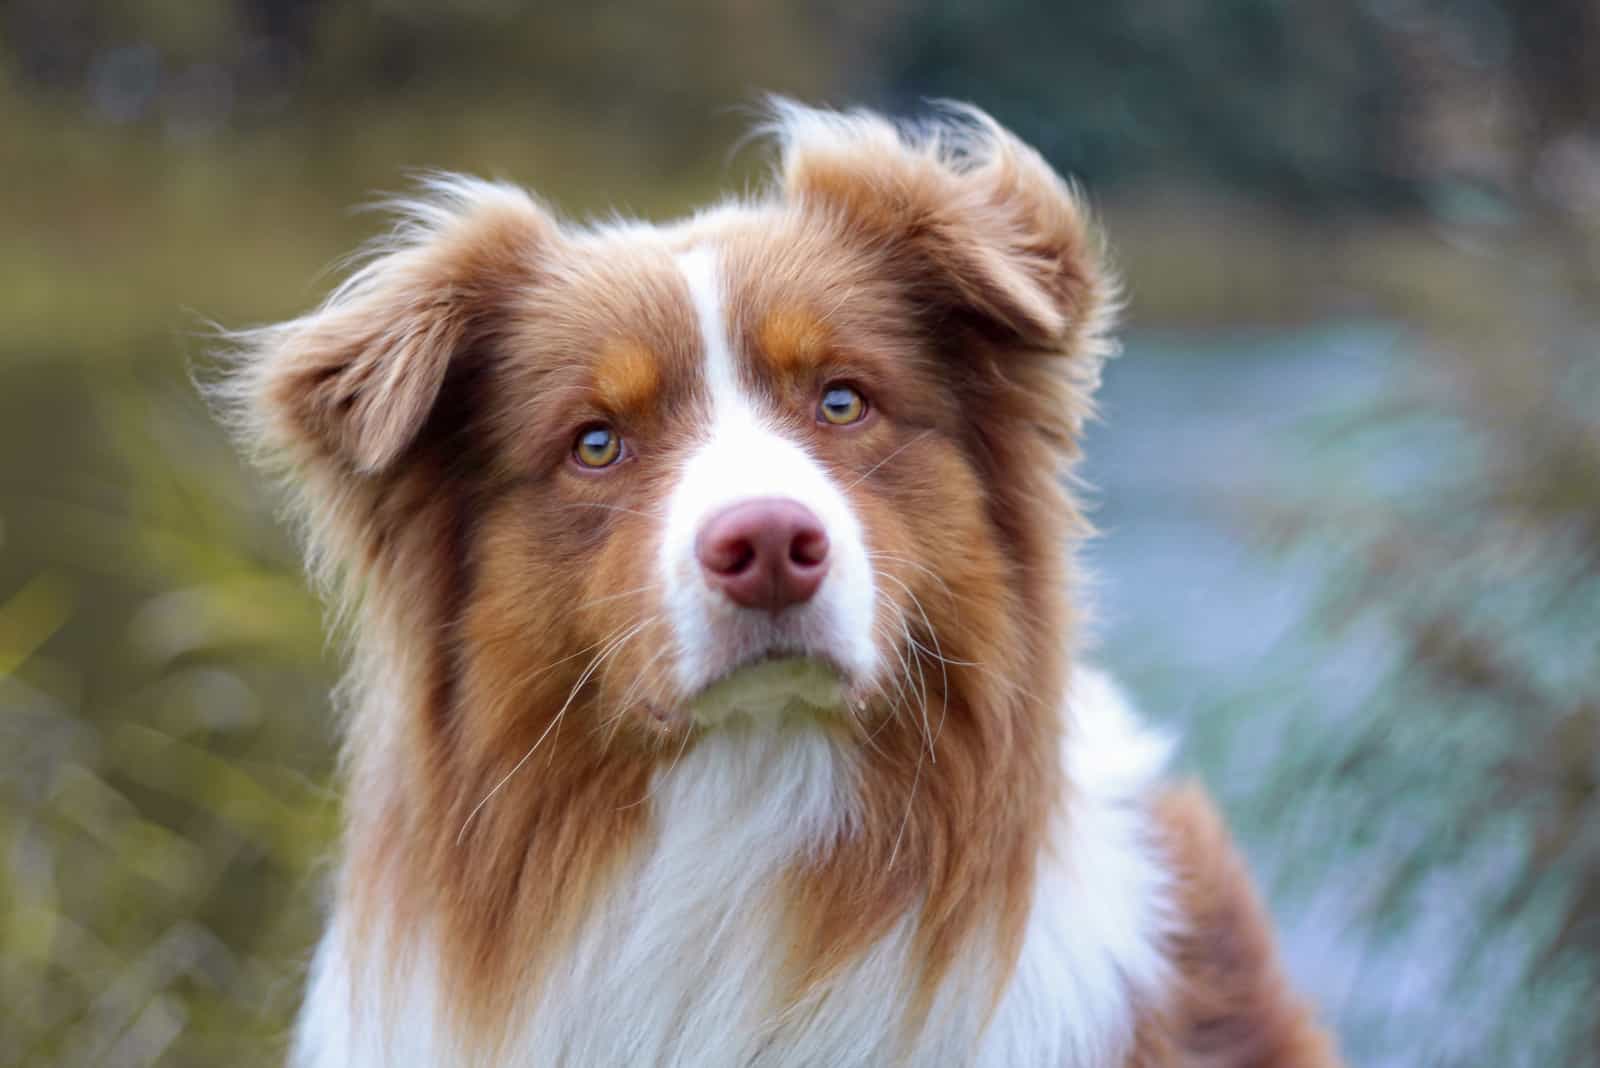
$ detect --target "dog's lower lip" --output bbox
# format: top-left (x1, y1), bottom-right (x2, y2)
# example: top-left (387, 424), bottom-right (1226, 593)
top-left (691, 645), bottom-right (857, 703)
top-left (694, 651), bottom-right (848, 697)
top-left (683, 653), bottom-right (851, 726)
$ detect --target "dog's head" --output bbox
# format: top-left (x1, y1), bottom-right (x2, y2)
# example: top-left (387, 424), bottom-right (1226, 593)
top-left (228, 105), bottom-right (1111, 764)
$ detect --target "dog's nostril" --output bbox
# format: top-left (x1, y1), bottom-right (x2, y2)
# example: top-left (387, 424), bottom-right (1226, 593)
top-left (790, 529), bottom-right (829, 568)
top-left (722, 541), bottom-right (756, 575)
top-left (695, 498), bottom-right (831, 612)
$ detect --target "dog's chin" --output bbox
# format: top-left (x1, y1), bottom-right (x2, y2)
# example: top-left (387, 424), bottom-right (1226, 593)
top-left (684, 655), bottom-right (850, 729)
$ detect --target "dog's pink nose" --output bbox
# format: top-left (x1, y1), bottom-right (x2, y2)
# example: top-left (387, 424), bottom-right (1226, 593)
top-left (695, 498), bottom-right (830, 612)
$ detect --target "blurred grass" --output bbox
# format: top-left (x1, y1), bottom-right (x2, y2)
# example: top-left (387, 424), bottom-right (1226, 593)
top-left (1138, 213), bottom-right (1600, 1064)
top-left (0, 355), bottom-right (338, 1065)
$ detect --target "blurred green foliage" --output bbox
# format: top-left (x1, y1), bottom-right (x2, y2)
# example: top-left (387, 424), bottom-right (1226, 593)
top-left (2, 2), bottom-right (1597, 1065)
top-left (1251, 233), bottom-right (1600, 1063)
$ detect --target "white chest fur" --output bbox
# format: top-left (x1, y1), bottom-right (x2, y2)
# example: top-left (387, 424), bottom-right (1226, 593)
top-left (292, 668), bottom-right (1173, 1068)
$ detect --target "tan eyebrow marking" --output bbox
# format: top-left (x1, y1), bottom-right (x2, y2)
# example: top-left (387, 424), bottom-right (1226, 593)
top-left (757, 305), bottom-right (833, 374)
top-left (593, 339), bottom-right (662, 412)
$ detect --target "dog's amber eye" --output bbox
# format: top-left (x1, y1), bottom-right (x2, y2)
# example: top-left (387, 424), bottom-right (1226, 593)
top-left (574, 425), bottom-right (623, 468)
top-left (818, 384), bottom-right (867, 426)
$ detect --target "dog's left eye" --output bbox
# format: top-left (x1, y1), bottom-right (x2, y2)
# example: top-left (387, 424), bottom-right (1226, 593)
top-left (818, 384), bottom-right (868, 426)
top-left (573, 424), bottom-right (623, 468)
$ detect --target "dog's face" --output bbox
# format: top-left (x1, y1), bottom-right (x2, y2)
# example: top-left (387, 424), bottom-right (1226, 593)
top-left (237, 103), bottom-right (1110, 775)
top-left (468, 221), bottom-right (1000, 742)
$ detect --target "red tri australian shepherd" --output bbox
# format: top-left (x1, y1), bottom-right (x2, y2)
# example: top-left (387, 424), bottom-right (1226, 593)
top-left (222, 102), bottom-right (1341, 1066)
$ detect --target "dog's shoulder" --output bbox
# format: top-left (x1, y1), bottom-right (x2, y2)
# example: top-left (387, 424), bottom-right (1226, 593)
top-left (1062, 667), bottom-right (1340, 1066)
top-left (1134, 781), bottom-right (1341, 1067)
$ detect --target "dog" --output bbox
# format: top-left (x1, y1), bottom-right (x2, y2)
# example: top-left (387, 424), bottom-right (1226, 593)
top-left (221, 102), bottom-right (1340, 1066)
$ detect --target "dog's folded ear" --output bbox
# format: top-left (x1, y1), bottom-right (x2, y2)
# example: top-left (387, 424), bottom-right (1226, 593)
top-left (227, 177), bottom-right (553, 474)
top-left (771, 101), bottom-right (1115, 360)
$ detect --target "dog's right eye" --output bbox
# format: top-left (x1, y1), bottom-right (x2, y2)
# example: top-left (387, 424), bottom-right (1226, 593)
top-left (818, 384), bottom-right (868, 426)
top-left (573, 424), bottom-right (623, 468)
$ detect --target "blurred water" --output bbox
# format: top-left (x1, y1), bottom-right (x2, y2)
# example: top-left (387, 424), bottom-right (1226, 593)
top-left (1085, 324), bottom-right (1398, 681)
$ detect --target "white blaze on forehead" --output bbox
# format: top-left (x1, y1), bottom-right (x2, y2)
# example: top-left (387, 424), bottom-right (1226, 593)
top-left (662, 246), bottom-right (878, 702)
top-left (677, 246), bottom-right (742, 412)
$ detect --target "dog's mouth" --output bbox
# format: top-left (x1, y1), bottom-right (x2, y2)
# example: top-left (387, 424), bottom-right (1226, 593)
top-left (684, 654), bottom-right (849, 728)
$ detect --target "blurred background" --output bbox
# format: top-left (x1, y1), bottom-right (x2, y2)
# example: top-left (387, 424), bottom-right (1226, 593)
top-left (2, 1), bottom-right (1597, 1064)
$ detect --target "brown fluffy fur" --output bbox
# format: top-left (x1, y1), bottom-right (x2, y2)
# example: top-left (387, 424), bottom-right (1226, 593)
top-left (1131, 785), bottom-right (1342, 1066)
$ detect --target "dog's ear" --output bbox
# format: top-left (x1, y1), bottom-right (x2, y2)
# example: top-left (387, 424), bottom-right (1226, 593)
top-left (771, 102), bottom-right (1115, 360)
top-left (231, 177), bottom-right (554, 474)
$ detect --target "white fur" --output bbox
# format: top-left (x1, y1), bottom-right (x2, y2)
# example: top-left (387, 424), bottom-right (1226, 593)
top-left (978, 667), bottom-right (1176, 1066)
top-left (659, 246), bottom-right (878, 699)
top-left (293, 664), bottom-right (1173, 1066)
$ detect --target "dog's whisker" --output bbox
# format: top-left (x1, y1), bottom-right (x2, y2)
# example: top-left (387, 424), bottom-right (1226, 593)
top-left (499, 616), bottom-right (642, 693)
top-left (886, 746), bottom-right (925, 873)
top-left (456, 615), bottom-right (654, 843)
top-left (842, 429), bottom-right (933, 491)
top-left (898, 612), bottom-right (934, 761)
top-left (877, 595), bottom-right (934, 867)
top-left (874, 613), bottom-right (920, 726)
top-left (871, 602), bottom-right (931, 762)
top-left (579, 582), bottom-right (662, 610)
top-left (866, 551), bottom-right (961, 606)
top-left (557, 501), bottom-right (665, 522)
top-left (879, 570), bottom-right (980, 753)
